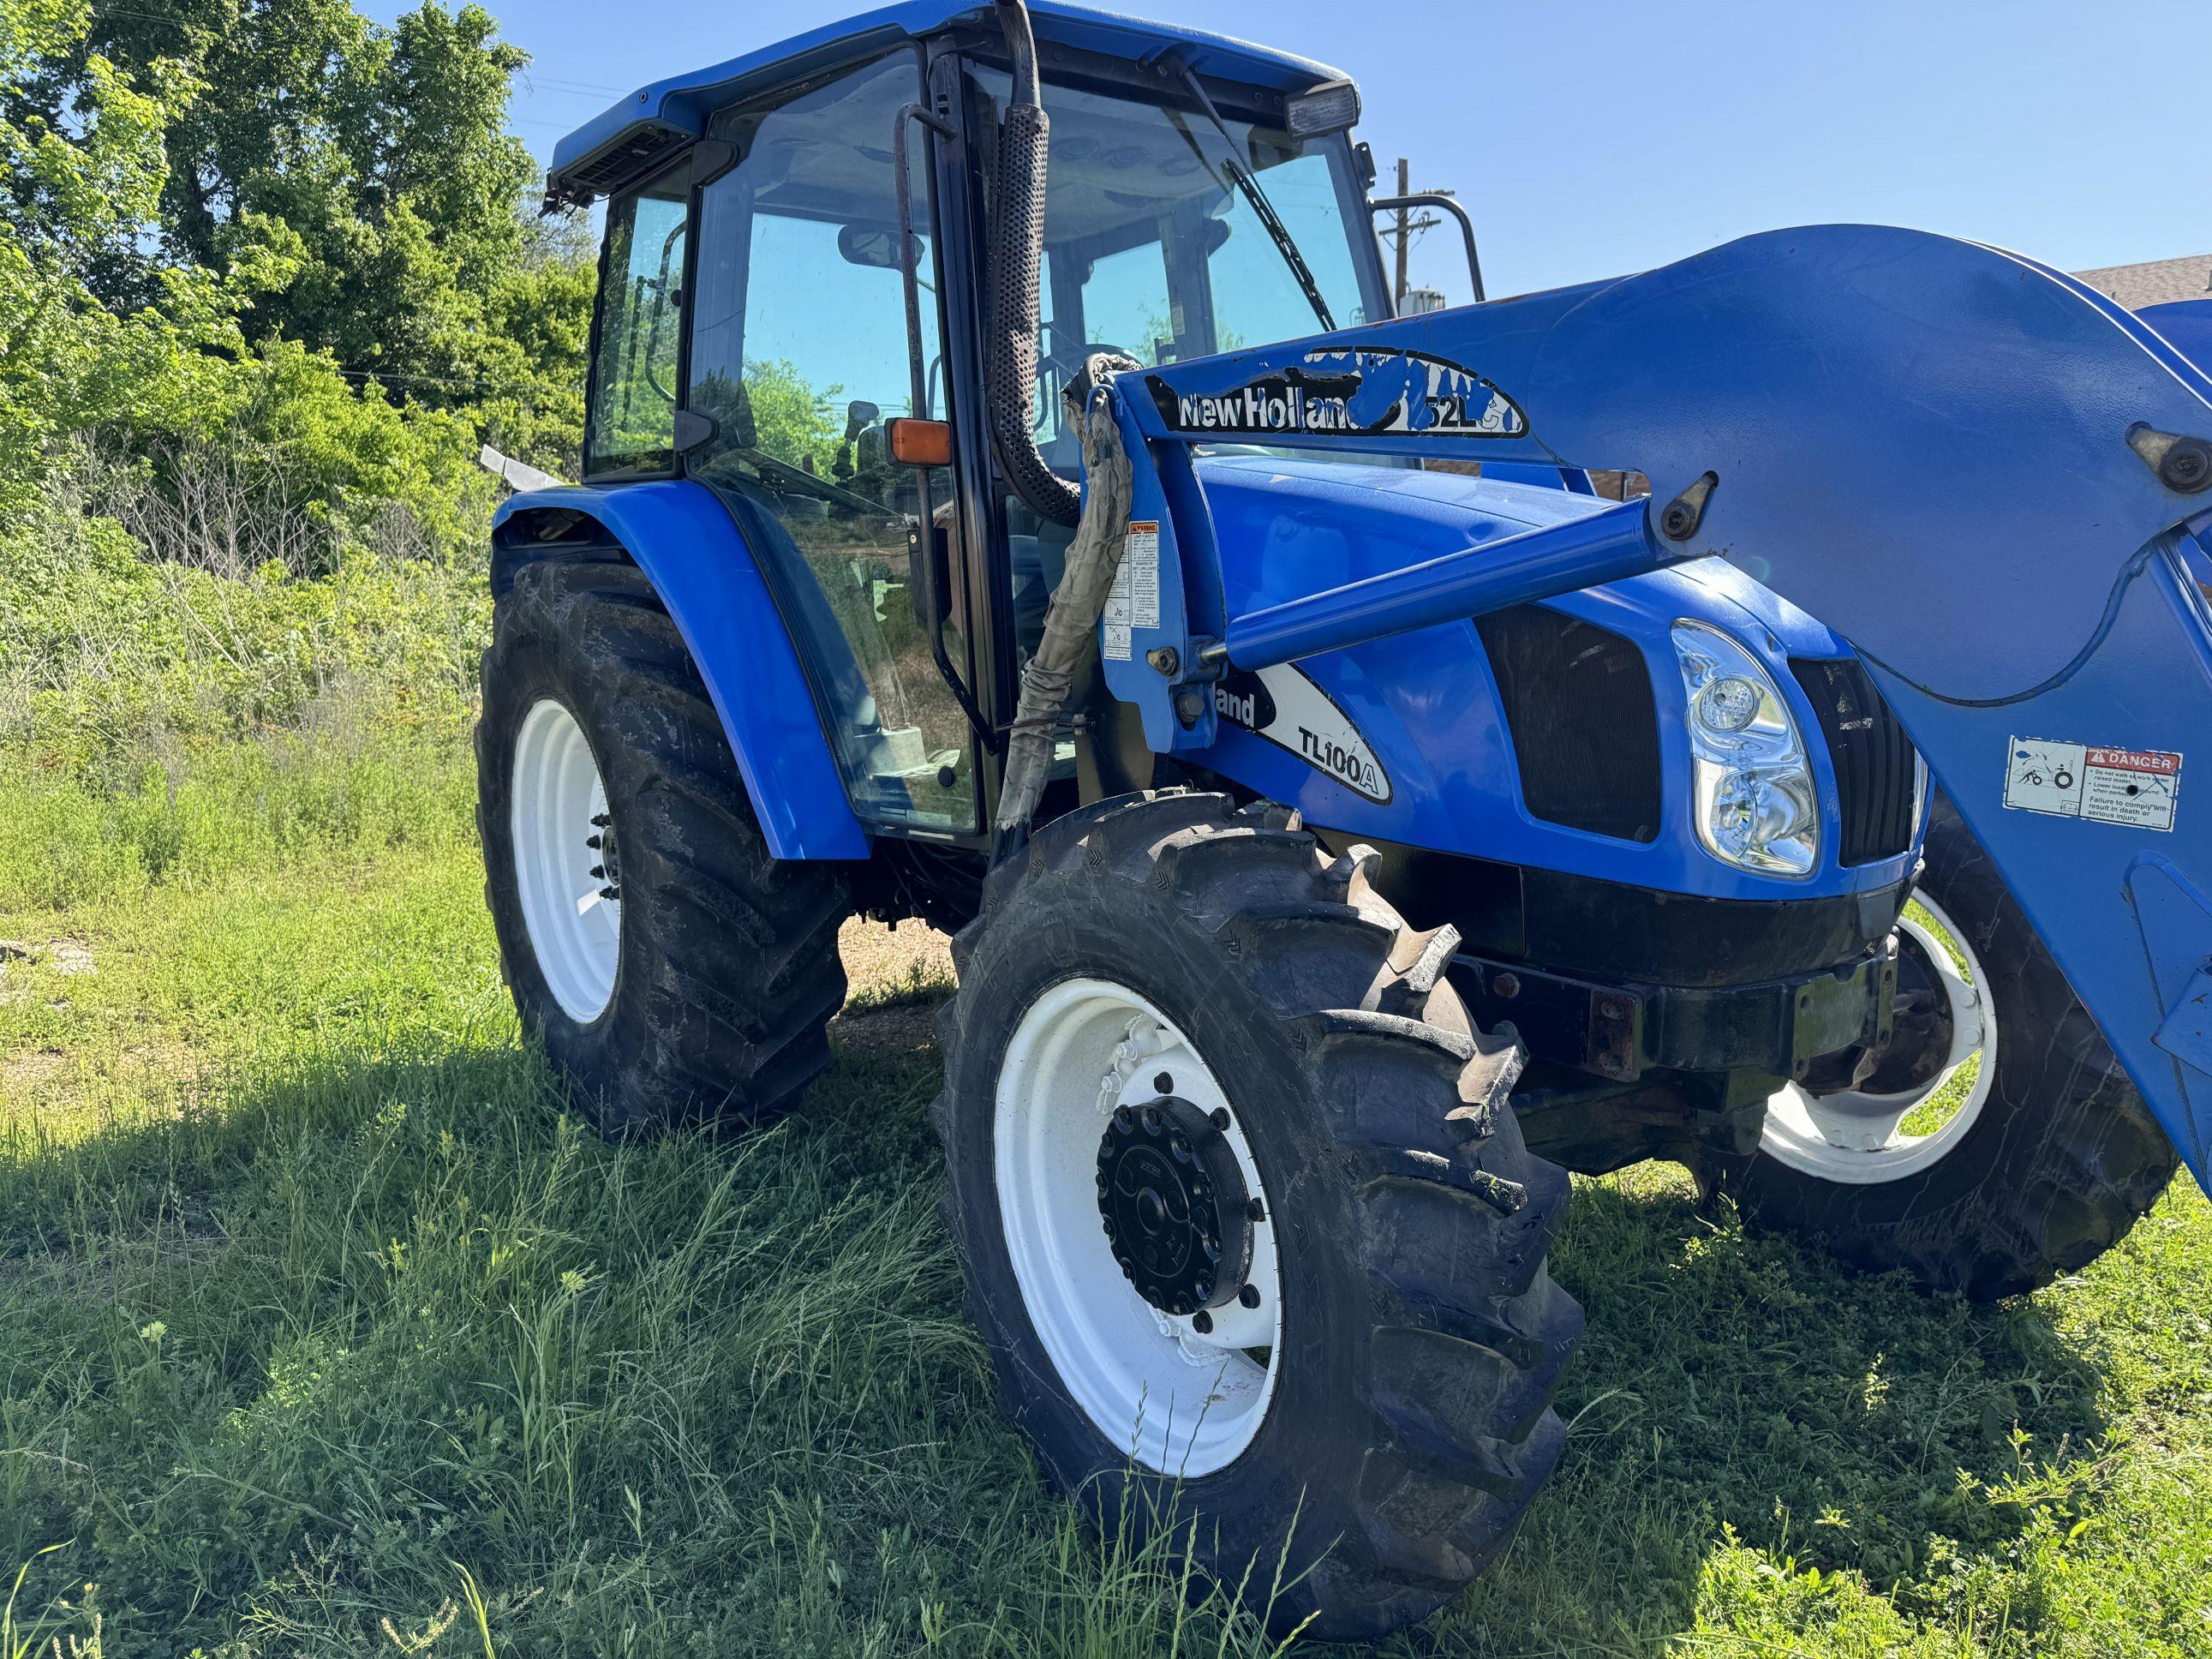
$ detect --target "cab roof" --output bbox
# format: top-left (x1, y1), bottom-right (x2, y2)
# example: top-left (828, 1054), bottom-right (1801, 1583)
top-left (547, 1), bottom-right (1348, 207)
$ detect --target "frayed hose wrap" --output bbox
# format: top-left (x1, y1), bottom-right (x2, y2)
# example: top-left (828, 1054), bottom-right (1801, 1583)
top-left (995, 354), bottom-right (1141, 832)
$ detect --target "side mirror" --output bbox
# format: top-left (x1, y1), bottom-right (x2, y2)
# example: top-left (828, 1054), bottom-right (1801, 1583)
top-left (837, 224), bottom-right (918, 271)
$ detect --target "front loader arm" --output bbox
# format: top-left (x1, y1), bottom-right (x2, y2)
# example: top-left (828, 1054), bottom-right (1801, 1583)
top-left (1107, 225), bottom-right (2212, 1185)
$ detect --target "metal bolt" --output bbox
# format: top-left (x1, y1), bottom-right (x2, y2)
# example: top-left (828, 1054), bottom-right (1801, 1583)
top-left (1658, 470), bottom-right (1718, 541)
top-left (1191, 1309), bottom-right (1213, 1333)
top-left (1147, 645), bottom-right (1182, 676)
top-left (586, 835), bottom-right (602, 849)
top-left (1246, 1198), bottom-right (1265, 1223)
top-left (590, 865), bottom-right (606, 879)
top-left (1493, 971), bottom-right (1521, 999)
top-left (600, 886), bottom-right (620, 901)
top-left (590, 813), bottom-right (611, 827)
top-left (1152, 1070), bottom-right (1174, 1095)
top-left (1238, 1283), bottom-right (1261, 1309)
top-left (1209, 1107), bottom-right (1230, 1131)
top-left (2162, 436), bottom-right (2212, 494)
top-left (1175, 689), bottom-right (1205, 728)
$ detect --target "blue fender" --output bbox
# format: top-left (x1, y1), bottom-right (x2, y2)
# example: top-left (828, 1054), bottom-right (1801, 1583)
top-left (492, 481), bottom-right (870, 861)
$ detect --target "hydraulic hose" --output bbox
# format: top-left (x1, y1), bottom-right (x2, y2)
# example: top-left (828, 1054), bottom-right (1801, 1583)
top-left (986, 0), bottom-right (1081, 529)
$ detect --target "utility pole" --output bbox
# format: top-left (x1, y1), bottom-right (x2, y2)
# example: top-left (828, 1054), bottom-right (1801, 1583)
top-left (1393, 157), bottom-right (1410, 312)
top-left (1382, 157), bottom-right (1450, 312)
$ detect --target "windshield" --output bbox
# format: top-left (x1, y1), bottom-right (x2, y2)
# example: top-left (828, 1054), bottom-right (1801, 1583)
top-left (970, 68), bottom-right (1384, 470)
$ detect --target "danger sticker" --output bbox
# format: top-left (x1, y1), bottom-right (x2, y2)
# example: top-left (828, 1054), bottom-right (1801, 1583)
top-left (1104, 522), bottom-right (1161, 631)
top-left (2004, 737), bottom-right (2182, 831)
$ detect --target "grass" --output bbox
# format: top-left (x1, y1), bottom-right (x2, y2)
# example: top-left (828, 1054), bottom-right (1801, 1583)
top-left (0, 728), bottom-right (2207, 1656)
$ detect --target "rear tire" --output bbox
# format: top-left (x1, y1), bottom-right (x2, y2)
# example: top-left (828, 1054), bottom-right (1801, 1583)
top-left (932, 792), bottom-right (1582, 1642)
top-left (477, 550), bottom-right (850, 1134)
top-left (1730, 792), bottom-right (2178, 1297)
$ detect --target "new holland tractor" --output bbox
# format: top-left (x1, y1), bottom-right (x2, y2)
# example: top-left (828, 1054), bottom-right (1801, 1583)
top-left (479, 0), bottom-right (2212, 1638)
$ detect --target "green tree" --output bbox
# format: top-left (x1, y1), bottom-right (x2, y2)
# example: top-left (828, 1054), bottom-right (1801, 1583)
top-left (0, 0), bottom-right (235, 512)
top-left (17, 0), bottom-right (589, 459)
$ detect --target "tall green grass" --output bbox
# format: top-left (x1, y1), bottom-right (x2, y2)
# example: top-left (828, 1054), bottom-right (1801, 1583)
top-left (0, 726), bottom-right (2203, 1655)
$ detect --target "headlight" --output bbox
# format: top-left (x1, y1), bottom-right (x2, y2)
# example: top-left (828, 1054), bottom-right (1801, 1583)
top-left (1671, 620), bottom-right (1820, 877)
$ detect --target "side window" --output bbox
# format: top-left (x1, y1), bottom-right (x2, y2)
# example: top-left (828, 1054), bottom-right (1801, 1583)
top-left (685, 55), bottom-right (975, 833)
top-left (584, 164), bottom-right (691, 476)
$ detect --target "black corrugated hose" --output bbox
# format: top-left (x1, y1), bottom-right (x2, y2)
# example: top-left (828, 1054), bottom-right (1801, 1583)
top-left (986, 0), bottom-right (1081, 529)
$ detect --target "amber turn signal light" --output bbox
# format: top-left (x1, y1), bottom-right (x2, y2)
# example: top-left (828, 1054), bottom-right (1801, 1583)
top-left (886, 417), bottom-right (953, 467)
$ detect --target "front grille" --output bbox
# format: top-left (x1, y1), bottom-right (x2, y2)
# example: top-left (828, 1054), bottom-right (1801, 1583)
top-left (1476, 606), bottom-right (1662, 843)
top-left (1791, 657), bottom-right (1918, 865)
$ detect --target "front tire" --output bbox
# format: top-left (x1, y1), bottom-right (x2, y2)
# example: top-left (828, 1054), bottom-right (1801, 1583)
top-left (1731, 792), bottom-right (2178, 1297)
top-left (932, 792), bottom-right (1582, 1642)
top-left (477, 550), bottom-right (850, 1134)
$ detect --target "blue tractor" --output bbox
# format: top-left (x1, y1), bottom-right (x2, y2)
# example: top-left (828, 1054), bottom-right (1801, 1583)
top-left (480, 2), bottom-right (2212, 1638)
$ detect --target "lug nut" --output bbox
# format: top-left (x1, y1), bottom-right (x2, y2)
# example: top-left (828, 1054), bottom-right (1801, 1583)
top-left (586, 835), bottom-right (602, 849)
top-left (1153, 1071), bottom-right (1174, 1094)
top-left (1238, 1284), bottom-right (1261, 1309)
top-left (1192, 1310), bottom-right (1213, 1334)
top-left (590, 813), bottom-right (610, 827)
top-left (1208, 1107), bottom-right (1230, 1131)
top-left (1246, 1198), bottom-right (1265, 1223)
top-left (590, 865), bottom-right (606, 879)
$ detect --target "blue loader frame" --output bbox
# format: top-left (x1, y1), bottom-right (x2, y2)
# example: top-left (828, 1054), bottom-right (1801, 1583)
top-left (1109, 224), bottom-right (2212, 1186)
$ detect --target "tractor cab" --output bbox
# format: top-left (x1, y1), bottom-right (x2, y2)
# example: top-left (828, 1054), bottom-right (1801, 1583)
top-left (556, 3), bottom-right (1397, 841)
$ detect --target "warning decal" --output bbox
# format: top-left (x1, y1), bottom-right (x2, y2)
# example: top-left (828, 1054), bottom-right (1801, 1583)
top-left (2003, 737), bottom-right (2181, 831)
top-left (1104, 522), bottom-right (1161, 632)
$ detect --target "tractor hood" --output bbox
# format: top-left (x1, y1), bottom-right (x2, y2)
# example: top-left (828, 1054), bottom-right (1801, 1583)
top-left (1180, 454), bottom-right (1915, 903)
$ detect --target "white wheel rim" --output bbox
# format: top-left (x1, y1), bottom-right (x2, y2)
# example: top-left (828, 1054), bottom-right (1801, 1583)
top-left (511, 698), bottom-right (621, 1023)
top-left (1760, 890), bottom-right (1994, 1184)
top-left (995, 979), bottom-right (1283, 1476)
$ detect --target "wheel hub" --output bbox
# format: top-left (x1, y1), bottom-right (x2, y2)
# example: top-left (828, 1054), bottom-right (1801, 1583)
top-left (1096, 1095), bottom-right (1253, 1315)
top-left (589, 809), bottom-right (622, 901)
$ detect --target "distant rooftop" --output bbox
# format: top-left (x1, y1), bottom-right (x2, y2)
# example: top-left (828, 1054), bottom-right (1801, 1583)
top-left (2073, 255), bottom-right (2212, 311)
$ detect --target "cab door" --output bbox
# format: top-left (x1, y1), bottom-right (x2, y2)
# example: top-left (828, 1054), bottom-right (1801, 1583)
top-left (682, 50), bottom-right (979, 836)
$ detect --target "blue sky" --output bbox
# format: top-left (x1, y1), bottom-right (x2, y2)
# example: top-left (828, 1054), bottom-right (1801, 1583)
top-left (400, 0), bottom-right (2212, 302)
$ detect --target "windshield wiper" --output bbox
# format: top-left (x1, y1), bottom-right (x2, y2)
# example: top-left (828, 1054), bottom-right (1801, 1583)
top-left (1166, 59), bottom-right (1336, 335)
